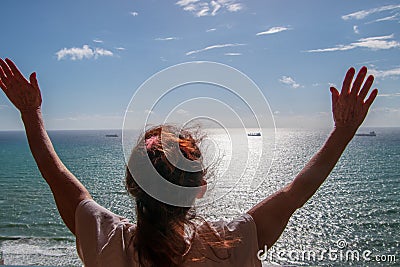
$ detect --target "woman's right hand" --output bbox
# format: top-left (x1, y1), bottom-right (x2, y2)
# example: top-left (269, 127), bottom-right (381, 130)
top-left (0, 58), bottom-right (42, 113)
top-left (330, 66), bottom-right (378, 135)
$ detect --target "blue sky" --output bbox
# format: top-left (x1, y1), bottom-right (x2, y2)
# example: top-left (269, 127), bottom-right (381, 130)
top-left (0, 0), bottom-right (399, 130)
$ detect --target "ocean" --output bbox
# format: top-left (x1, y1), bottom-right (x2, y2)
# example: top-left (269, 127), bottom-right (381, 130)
top-left (0, 128), bottom-right (398, 266)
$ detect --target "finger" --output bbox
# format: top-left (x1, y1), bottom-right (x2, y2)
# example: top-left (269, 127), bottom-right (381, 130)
top-left (350, 66), bottom-right (367, 96)
top-left (0, 59), bottom-right (13, 78)
top-left (330, 87), bottom-right (339, 106)
top-left (0, 67), bottom-right (8, 91)
top-left (364, 88), bottom-right (378, 108)
top-left (29, 72), bottom-right (40, 91)
top-left (0, 65), bottom-right (6, 80)
top-left (358, 75), bottom-right (374, 100)
top-left (5, 58), bottom-right (25, 80)
top-left (341, 67), bottom-right (355, 95)
top-left (0, 79), bottom-right (6, 92)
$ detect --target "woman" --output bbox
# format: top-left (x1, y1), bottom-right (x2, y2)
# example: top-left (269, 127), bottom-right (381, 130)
top-left (0, 58), bottom-right (377, 266)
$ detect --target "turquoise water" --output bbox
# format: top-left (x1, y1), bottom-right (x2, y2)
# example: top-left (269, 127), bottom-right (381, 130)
top-left (0, 128), bottom-right (398, 266)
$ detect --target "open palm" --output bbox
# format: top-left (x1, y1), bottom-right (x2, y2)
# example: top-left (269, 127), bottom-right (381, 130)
top-left (0, 58), bottom-right (42, 112)
top-left (330, 66), bottom-right (378, 132)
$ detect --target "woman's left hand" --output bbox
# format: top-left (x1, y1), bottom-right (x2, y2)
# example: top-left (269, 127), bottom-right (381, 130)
top-left (330, 66), bottom-right (378, 134)
top-left (0, 58), bottom-right (42, 113)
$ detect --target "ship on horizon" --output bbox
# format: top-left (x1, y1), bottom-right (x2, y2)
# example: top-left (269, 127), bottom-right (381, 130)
top-left (247, 132), bottom-right (261, 136)
top-left (355, 131), bottom-right (376, 137)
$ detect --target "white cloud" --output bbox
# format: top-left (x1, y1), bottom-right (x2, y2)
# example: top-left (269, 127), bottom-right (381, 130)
top-left (372, 107), bottom-right (400, 113)
top-left (176, 0), bottom-right (243, 17)
top-left (342, 4), bottom-right (400, 20)
top-left (226, 3), bottom-right (243, 12)
top-left (211, 1), bottom-right (221, 16)
top-left (224, 52), bottom-right (242, 56)
top-left (371, 13), bottom-right (399, 23)
top-left (154, 37), bottom-right (179, 41)
top-left (115, 47), bottom-right (126, 51)
top-left (56, 45), bottom-right (113, 60)
top-left (353, 25), bottom-right (360, 34)
top-left (370, 107), bottom-right (400, 115)
top-left (279, 76), bottom-right (301, 88)
top-left (176, 109), bottom-right (189, 115)
top-left (377, 93), bottom-right (400, 97)
top-left (256, 26), bottom-right (291, 36)
top-left (365, 13), bottom-right (400, 24)
top-left (357, 35), bottom-right (400, 49)
top-left (183, 4), bottom-right (197, 12)
top-left (307, 45), bottom-right (354, 53)
top-left (94, 47), bottom-right (113, 57)
top-left (196, 3), bottom-right (210, 16)
top-left (56, 45), bottom-right (93, 60)
top-left (206, 28), bottom-right (217, 32)
top-left (176, 0), bottom-right (199, 5)
top-left (186, 43), bottom-right (245, 56)
top-left (369, 67), bottom-right (400, 79)
top-left (93, 39), bottom-right (104, 43)
top-left (130, 11), bottom-right (139, 16)
top-left (306, 34), bottom-right (400, 52)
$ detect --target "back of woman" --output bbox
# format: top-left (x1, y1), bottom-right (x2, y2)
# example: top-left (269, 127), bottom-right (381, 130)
top-left (75, 197), bottom-right (261, 266)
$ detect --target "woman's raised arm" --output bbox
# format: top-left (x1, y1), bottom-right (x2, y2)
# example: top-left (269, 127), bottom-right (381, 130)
top-left (0, 58), bottom-right (91, 235)
top-left (248, 66), bottom-right (378, 249)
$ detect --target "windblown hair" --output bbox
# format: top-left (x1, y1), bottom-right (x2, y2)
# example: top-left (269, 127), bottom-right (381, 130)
top-left (125, 125), bottom-right (237, 267)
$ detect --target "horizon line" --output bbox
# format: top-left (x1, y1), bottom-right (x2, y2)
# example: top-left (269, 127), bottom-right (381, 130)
top-left (1, 126), bottom-right (399, 132)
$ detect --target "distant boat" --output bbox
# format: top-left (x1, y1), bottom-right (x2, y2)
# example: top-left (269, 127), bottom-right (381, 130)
top-left (355, 131), bottom-right (376, 137)
top-left (248, 132), bottom-right (261, 136)
top-left (105, 134), bottom-right (118, 137)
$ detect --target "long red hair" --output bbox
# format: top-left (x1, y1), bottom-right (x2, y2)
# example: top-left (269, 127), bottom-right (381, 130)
top-left (125, 125), bottom-right (238, 266)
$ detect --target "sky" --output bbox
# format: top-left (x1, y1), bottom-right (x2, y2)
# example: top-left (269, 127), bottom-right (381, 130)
top-left (0, 0), bottom-right (399, 130)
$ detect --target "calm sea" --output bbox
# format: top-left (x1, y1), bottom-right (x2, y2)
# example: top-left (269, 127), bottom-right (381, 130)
top-left (0, 128), bottom-right (398, 266)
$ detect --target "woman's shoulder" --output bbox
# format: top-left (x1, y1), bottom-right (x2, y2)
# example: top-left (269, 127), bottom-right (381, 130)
top-left (197, 213), bottom-right (256, 236)
top-left (76, 198), bottom-right (136, 233)
top-left (75, 199), bottom-right (137, 266)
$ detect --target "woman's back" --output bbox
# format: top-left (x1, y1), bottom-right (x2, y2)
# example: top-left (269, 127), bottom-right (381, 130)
top-left (75, 199), bottom-right (261, 267)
